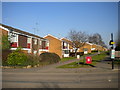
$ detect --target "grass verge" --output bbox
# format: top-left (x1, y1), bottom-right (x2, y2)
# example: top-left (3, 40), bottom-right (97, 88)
top-left (57, 52), bottom-right (107, 68)
top-left (60, 57), bottom-right (76, 62)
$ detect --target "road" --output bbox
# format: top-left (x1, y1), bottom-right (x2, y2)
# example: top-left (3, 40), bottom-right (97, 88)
top-left (2, 71), bottom-right (118, 88)
top-left (2, 57), bottom-right (119, 88)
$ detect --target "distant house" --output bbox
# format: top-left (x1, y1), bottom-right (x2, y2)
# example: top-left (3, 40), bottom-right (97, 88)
top-left (78, 42), bottom-right (93, 54)
top-left (0, 24), bottom-right (49, 55)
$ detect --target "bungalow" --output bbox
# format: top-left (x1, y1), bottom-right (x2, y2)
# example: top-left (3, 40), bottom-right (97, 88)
top-left (0, 24), bottom-right (49, 55)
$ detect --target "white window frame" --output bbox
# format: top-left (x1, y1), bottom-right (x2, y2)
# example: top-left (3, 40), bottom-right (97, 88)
top-left (27, 38), bottom-right (31, 43)
top-left (34, 39), bottom-right (37, 45)
top-left (40, 40), bottom-right (42, 45)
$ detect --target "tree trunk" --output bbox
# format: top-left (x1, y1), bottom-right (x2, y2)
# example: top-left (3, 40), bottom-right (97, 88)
top-left (75, 48), bottom-right (78, 57)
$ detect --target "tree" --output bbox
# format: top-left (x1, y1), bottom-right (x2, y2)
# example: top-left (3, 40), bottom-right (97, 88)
top-left (68, 30), bottom-right (88, 56)
top-left (2, 35), bottom-right (10, 50)
top-left (88, 33), bottom-right (106, 47)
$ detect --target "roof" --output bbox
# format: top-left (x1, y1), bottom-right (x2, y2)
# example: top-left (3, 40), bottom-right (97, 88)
top-left (0, 23), bottom-right (45, 40)
top-left (60, 38), bottom-right (72, 43)
top-left (44, 34), bottom-right (61, 41)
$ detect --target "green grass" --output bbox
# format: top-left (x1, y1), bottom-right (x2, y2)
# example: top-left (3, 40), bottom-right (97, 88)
top-left (57, 52), bottom-right (107, 68)
top-left (60, 57), bottom-right (76, 62)
top-left (92, 52), bottom-right (107, 61)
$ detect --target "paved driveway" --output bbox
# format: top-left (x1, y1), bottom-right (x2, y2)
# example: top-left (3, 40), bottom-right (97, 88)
top-left (2, 57), bottom-right (119, 88)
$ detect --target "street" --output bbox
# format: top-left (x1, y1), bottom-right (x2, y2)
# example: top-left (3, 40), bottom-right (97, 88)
top-left (2, 58), bottom-right (119, 88)
top-left (2, 71), bottom-right (118, 88)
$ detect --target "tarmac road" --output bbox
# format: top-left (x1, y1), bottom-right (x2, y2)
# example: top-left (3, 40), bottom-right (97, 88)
top-left (2, 56), bottom-right (119, 88)
top-left (2, 71), bottom-right (118, 88)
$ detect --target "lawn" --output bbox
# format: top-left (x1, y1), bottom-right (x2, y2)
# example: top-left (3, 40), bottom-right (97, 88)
top-left (57, 52), bottom-right (107, 68)
top-left (60, 57), bottom-right (76, 62)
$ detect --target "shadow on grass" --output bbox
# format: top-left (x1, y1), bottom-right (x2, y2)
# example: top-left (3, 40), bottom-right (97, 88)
top-left (77, 62), bottom-right (96, 67)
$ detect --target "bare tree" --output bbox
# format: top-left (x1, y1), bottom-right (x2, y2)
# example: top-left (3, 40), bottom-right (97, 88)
top-left (68, 30), bottom-right (88, 56)
top-left (88, 33), bottom-right (106, 47)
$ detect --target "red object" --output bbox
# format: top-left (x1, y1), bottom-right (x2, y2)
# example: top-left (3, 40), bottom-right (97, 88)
top-left (11, 42), bottom-right (17, 48)
top-left (46, 46), bottom-right (48, 50)
top-left (27, 43), bottom-right (30, 48)
top-left (86, 56), bottom-right (92, 64)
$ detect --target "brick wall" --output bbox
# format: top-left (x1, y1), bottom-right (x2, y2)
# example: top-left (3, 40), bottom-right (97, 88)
top-left (44, 35), bottom-right (62, 58)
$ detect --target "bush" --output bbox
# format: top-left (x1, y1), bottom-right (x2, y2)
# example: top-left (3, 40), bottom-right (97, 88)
top-left (69, 52), bottom-right (84, 57)
top-left (7, 51), bottom-right (28, 66)
top-left (27, 54), bottom-right (40, 66)
top-left (39, 52), bottom-right (60, 64)
top-left (2, 50), bottom-right (12, 66)
top-left (2, 35), bottom-right (10, 50)
top-left (91, 50), bottom-right (98, 52)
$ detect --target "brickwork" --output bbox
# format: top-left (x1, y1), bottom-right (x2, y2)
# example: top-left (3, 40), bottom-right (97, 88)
top-left (44, 35), bottom-right (62, 58)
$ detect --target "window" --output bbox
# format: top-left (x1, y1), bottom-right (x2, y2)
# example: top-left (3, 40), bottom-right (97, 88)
top-left (11, 34), bottom-right (17, 42)
top-left (18, 35), bottom-right (27, 48)
top-left (27, 38), bottom-right (31, 43)
top-left (46, 41), bottom-right (49, 46)
top-left (64, 50), bottom-right (69, 54)
top-left (42, 41), bottom-right (46, 49)
top-left (40, 40), bottom-right (42, 45)
top-left (64, 42), bottom-right (67, 46)
top-left (34, 39), bottom-right (37, 45)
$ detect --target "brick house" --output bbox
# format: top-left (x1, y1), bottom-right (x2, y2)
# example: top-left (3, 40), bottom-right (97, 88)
top-left (44, 34), bottom-right (62, 58)
top-left (60, 38), bottom-right (73, 57)
top-left (0, 24), bottom-right (49, 55)
top-left (78, 42), bottom-right (93, 54)
top-left (44, 34), bottom-right (73, 58)
top-left (44, 34), bottom-right (108, 57)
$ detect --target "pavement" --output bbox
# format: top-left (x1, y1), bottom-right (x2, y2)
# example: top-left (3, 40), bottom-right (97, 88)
top-left (2, 55), bottom-right (119, 88)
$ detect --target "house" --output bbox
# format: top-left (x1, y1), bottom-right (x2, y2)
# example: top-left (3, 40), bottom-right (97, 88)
top-left (60, 38), bottom-right (73, 57)
top-left (44, 34), bottom-right (108, 57)
top-left (44, 34), bottom-right (62, 58)
top-left (44, 34), bottom-right (74, 58)
top-left (0, 24), bottom-right (49, 55)
top-left (91, 44), bottom-right (107, 51)
top-left (78, 42), bottom-right (93, 54)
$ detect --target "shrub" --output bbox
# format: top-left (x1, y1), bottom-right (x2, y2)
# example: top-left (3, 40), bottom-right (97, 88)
top-left (39, 52), bottom-right (60, 64)
top-left (92, 50), bottom-right (98, 52)
top-left (2, 35), bottom-right (10, 50)
top-left (2, 50), bottom-right (12, 66)
top-left (69, 52), bottom-right (84, 57)
top-left (27, 54), bottom-right (40, 66)
top-left (7, 51), bottom-right (28, 66)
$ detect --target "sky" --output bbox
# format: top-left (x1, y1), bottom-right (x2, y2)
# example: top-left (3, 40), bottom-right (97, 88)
top-left (2, 2), bottom-right (118, 47)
